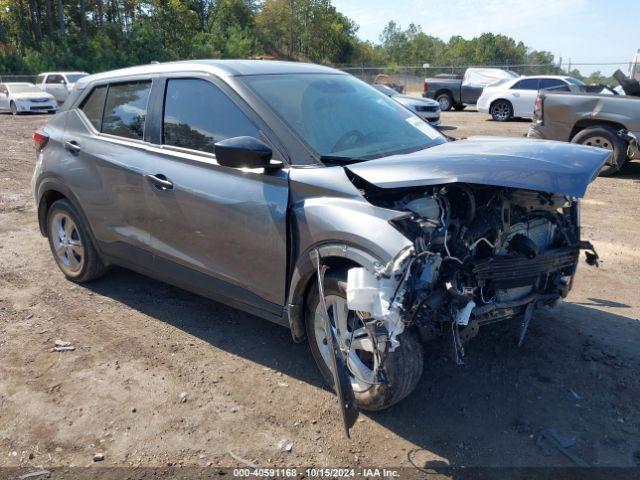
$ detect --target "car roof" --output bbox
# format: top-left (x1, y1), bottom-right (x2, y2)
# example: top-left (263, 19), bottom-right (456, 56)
top-left (2, 82), bottom-right (36, 86)
top-left (75, 60), bottom-right (342, 88)
top-left (39, 71), bottom-right (89, 75)
top-left (517, 75), bottom-right (573, 81)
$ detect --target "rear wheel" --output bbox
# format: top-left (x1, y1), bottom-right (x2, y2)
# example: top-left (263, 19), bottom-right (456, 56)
top-left (572, 126), bottom-right (627, 176)
top-left (436, 92), bottom-right (453, 111)
top-left (490, 100), bottom-right (513, 121)
top-left (305, 269), bottom-right (424, 411)
top-left (46, 199), bottom-right (106, 282)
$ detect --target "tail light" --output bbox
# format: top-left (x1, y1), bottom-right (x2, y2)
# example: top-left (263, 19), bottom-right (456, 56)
top-left (533, 95), bottom-right (544, 124)
top-left (423, 80), bottom-right (428, 93)
top-left (33, 129), bottom-right (49, 152)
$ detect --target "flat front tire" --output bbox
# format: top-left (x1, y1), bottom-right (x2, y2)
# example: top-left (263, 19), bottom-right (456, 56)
top-left (46, 199), bottom-right (106, 282)
top-left (305, 269), bottom-right (424, 411)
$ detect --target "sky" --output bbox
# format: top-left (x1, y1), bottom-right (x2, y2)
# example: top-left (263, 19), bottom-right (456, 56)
top-left (332, 0), bottom-right (640, 75)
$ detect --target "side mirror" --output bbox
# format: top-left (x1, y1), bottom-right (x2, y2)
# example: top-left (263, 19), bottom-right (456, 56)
top-left (214, 136), bottom-right (280, 169)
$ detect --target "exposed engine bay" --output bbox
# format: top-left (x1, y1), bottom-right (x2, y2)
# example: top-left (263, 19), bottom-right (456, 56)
top-left (342, 182), bottom-right (599, 369)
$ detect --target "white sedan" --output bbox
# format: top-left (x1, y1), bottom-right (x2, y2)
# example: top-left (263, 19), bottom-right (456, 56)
top-left (0, 82), bottom-right (58, 115)
top-left (477, 76), bottom-right (585, 121)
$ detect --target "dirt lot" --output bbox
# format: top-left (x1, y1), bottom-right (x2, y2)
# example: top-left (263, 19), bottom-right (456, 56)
top-left (1, 109), bottom-right (639, 475)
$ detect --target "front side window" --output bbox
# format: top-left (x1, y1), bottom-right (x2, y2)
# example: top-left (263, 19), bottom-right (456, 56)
top-left (512, 78), bottom-right (540, 90)
top-left (102, 81), bottom-right (151, 140)
top-left (242, 74), bottom-right (445, 162)
top-left (80, 85), bottom-right (107, 130)
top-left (163, 78), bottom-right (259, 154)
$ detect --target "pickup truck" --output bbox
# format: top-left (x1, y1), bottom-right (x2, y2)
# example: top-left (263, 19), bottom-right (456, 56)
top-left (422, 68), bottom-right (518, 111)
top-left (527, 73), bottom-right (640, 176)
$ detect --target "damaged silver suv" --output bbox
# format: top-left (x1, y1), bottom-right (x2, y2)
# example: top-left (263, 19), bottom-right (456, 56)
top-left (32, 61), bottom-right (607, 412)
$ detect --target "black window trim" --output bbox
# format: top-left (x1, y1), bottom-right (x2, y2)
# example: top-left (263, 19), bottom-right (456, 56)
top-left (155, 72), bottom-right (289, 166)
top-left (75, 75), bottom-right (157, 145)
top-left (512, 78), bottom-right (541, 90)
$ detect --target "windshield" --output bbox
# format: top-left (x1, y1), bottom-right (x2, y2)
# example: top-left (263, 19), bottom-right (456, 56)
top-left (7, 84), bottom-right (42, 94)
top-left (372, 84), bottom-right (398, 96)
top-left (566, 77), bottom-right (585, 86)
top-left (65, 74), bottom-right (87, 83)
top-left (242, 74), bottom-right (445, 162)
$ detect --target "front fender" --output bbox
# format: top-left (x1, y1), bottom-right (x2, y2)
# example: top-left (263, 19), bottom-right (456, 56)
top-left (286, 196), bottom-right (412, 342)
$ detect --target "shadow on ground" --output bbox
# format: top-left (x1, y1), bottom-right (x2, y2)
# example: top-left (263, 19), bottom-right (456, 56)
top-left (85, 267), bottom-right (640, 469)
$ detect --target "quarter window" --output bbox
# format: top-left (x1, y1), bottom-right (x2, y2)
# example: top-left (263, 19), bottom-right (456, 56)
top-left (512, 78), bottom-right (540, 90)
top-left (102, 81), bottom-right (151, 140)
top-left (163, 78), bottom-right (259, 154)
top-left (80, 85), bottom-right (107, 130)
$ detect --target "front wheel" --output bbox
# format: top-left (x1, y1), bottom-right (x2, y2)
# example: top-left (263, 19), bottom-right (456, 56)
top-left (10, 101), bottom-right (18, 116)
top-left (305, 270), bottom-right (424, 411)
top-left (571, 126), bottom-right (627, 176)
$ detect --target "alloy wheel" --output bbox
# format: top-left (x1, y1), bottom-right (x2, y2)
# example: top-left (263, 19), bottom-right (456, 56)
top-left (314, 295), bottom-right (378, 392)
top-left (50, 212), bottom-right (85, 275)
top-left (492, 102), bottom-right (511, 121)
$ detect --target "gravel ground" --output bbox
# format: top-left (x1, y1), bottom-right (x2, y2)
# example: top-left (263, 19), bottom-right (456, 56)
top-left (1, 109), bottom-right (639, 474)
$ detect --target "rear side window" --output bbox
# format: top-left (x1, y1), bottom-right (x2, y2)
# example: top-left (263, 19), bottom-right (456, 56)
top-left (512, 78), bottom-right (540, 90)
top-left (540, 78), bottom-right (569, 91)
top-left (163, 78), bottom-right (258, 153)
top-left (102, 81), bottom-right (151, 140)
top-left (46, 74), bottom-right (64, 84)
top-left (80, 86), bottom-right (107, 130)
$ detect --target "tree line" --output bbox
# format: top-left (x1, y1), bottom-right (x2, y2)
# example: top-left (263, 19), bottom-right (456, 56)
top-left (0, 0), bottom-right (601, 81)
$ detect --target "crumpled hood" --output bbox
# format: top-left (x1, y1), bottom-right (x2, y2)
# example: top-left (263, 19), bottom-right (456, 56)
top-left (345, 137), bottom-right (609, 197)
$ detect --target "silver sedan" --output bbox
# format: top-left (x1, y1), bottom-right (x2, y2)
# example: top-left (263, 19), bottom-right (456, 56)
top-left (373, 83), bottom-right (441, 125)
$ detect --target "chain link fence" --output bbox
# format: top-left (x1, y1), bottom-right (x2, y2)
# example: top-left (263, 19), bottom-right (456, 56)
top-left (339, 62), bottom-right (636, 95)
top-left (0, 74), bottom-right (38, 83)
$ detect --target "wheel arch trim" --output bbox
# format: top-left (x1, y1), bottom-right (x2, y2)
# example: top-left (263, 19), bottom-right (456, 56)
top-left (286, 243), bottom-right (383, 343)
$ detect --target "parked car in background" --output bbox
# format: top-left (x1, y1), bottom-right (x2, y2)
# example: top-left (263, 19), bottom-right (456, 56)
top-left (478, 75), bottom-right (585, 121)
top-left (36, 71), bottom-right (89, 104)
top-left (372, 73), bottom-right (404, 93)
top-left (33, 60), bottom-right (605, 413)
top-left (0, 82), bottom-right (58, 115)
top-left (527, 75), bottom-right (640, 175)
top-left (422, 68), bottom-right (518, 111)
top-left (373, 83), bottom-right (441, 125)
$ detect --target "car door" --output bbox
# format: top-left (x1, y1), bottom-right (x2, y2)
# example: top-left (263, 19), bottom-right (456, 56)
top-left (62, 79), bottom-right (157, 270)
top-left (45, 74), bottom-right (67, 103)
top-left (0, 85), bottom-right (8, 110)
top-left (145, 76), bottom-right (289, 319)
top-left (509, 78), bottom-right (540, 117)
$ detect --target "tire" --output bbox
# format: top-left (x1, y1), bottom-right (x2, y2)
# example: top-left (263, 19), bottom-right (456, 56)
top-left (305, 269), bottom-right (424, 411)
top-left (46, 199), bottom-right (106, 282)
top-left (10, 101), bottom-right (18, 116)
top-left (436, 92), bottom-right (453, 111)
top-left (571, 126), bottom-right (627, 176)
top-left (453, 104), bottom-right (466, 111)
top-left (490, 100), bottom-right (513, 121)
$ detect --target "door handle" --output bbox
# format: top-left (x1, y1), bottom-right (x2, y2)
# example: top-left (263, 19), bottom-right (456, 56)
top-left (64, 140), bottom-right (81, 154)
top-left (146, 173), bottom-right (174, 191)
